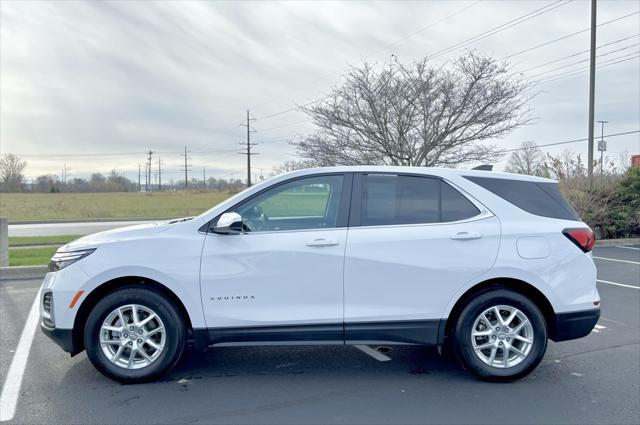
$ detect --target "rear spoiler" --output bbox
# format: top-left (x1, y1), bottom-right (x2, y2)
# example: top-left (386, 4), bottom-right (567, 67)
top-left (471, 165), bottom-right (493, 171)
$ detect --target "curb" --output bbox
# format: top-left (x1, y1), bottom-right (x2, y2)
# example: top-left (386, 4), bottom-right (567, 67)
top-left (0, 266), bottom-right (48, 281)
top-left (9, 218), bottom-right (169, 225)
top-left (10, 244), bottom-right (64, 250)
top-left (596, 238), bottom-right (640, 247)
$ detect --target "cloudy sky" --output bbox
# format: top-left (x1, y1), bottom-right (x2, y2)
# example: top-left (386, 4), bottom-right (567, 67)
top-left (1, 0), bottom-right (639, 182)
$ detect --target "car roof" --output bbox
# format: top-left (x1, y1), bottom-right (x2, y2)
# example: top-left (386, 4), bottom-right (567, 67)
top-left (278, 166), bottom-right (556, 183)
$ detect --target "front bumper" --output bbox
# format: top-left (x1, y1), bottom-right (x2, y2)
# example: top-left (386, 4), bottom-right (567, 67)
top-left (551, 308), bottom-right (601, 342)
top-left (40, 322), bottom-right (77, 354)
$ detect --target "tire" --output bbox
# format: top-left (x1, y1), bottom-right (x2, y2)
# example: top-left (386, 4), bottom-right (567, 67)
top-left (84, 286), bottom-right (186, 383)
top-left (453, 288), bottom-right (547, 382)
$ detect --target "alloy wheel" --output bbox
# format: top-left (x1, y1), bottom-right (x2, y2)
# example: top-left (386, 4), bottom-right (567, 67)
top-left (99, 304), bottom-right (166, 370)
top-left (471, 304), bottom-right (534, 369)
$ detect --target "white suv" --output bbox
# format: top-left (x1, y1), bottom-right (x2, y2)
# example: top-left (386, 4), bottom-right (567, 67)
top-left (40, 166), bottom-right (600, 382)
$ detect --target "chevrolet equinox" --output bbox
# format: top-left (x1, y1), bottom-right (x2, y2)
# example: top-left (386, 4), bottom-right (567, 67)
top-left (40, 166), bottom-right (600, 382)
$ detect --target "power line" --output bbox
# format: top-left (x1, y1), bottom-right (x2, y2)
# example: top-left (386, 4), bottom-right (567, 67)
top-left (411, 0), bottom-right (573, 64)
top-left (534, 54), bottom-right (640, 84)
top-left (503, 130), bottom-right (640, 153)
top-left (253, 0), bottom-right (483, 111)
top-left (256, 0), bottom-right (576, 123)
top-left (499, 10), bottom-right (640, 60)
top-left (526, 46), bottom-right (639, 79)
top-left (256, 119), bottom-right (310, 133)
top-left (254, 40), bottom-right (640, 135)
top-left (517, 34), bottom-right (639, 73)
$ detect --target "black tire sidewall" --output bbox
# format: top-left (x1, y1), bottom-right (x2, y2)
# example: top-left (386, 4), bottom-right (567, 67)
top-left (84, 287), bottom-right (186, 383)
top-left (454, 289), bottom-right (548, 382)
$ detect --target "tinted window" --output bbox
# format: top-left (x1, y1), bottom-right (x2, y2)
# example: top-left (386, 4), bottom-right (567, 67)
top-left (235, 175), bottom-right (343, 231)
top-left (442, 182), bottom-right (481, 221)
top-left (359, 174), bottom-right (479, 226)
top-left (464, 176), bottom-right (580, 220)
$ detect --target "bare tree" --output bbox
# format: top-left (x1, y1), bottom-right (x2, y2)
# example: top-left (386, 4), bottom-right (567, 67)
top-left (293, 51), bottom-right (533, 167)
top-left (0, 153), bottom-right (27, 192)
top-left (272, 159), bottom-right (319, 175)
top-left (504, 141), bottom-right (547, 176)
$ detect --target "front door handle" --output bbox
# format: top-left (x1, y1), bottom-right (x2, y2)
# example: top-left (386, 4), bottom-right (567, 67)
top-left (306, 238), bottom-right (339, 247)
top-left (450, 232), bottom-right (483, 240)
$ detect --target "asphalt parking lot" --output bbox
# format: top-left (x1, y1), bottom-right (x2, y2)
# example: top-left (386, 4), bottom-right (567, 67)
top-left (1, 246), bottom-right (638, 424)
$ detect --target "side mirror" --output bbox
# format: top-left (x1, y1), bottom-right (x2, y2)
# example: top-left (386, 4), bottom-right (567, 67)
top-left (212, 212), bottom-right (243, 234)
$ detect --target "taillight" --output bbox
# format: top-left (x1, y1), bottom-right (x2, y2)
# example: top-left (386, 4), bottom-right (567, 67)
top-left (563, 228), bottom-right (596, 252)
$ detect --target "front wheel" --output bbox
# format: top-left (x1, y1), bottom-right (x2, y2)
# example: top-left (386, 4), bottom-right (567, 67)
top-left (453, 289), bottom-right (548, 382)
top-left (84, 286), bottom-right (186, 383)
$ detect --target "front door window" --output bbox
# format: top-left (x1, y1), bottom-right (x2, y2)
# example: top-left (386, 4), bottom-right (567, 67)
top-left (234, 175), bottom-right (344, 232)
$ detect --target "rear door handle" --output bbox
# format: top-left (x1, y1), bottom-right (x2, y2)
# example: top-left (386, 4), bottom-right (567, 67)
top-left (450, 232), bottom-right (483, 240)
top-left (306, 238), bottom-right (339, 247)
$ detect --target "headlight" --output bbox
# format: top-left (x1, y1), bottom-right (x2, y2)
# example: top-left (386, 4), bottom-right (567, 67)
top-left (48, 249), bottom-right (96, 272)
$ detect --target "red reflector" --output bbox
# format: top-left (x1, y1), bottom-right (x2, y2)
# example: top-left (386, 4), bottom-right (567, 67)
top-left (563, 228), bottom-right (596, 252)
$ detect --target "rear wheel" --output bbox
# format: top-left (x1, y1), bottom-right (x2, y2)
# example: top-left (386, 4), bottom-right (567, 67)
top-left (84, 287), bottom-right (186, 383)
top-left (453, 289), bottom-right (547, 382)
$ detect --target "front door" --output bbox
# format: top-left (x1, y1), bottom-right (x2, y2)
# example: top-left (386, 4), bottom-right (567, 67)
top-left (200, 173), bottom-right (351, 343)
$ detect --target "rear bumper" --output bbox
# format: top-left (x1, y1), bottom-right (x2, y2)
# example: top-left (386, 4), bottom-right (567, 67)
top-left (41, 322), bottom-right (77, 354)
top-left (551, 308), bottom-right (600, 342)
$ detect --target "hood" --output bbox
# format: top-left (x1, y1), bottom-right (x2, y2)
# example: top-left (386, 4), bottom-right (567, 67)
top-left (60, 217), bottom-right (193, 251)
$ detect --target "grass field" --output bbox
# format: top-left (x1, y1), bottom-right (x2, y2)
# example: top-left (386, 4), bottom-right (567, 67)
top-left (1, 192), bottom-right (232, 221)
top-left (260, 192), bottom-right (329, 217)
top-left (9, 246), bottom-right (58, 266)
top-left (8, 235), bottom-right (82, 247)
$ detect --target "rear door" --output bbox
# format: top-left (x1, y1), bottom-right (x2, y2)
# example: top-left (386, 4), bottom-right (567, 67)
top-left (343, 173), bottom-right (500, 344)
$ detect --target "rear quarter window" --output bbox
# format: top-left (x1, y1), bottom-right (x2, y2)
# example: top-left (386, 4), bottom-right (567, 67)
top-left (464, 176), bottom-right (580, 221)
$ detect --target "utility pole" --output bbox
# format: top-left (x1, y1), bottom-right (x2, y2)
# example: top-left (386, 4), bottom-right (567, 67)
top-left (181, 146), bottom-right (191, 189)
top-left (597, 120), bottom-right (608, 174)
top-left (138, 164), bottom-right (141, 192)
top-left (146, 150), bottom-right (153, 192)
top-left (587, 0), bottom-right (597, 187)
top-left (158, 157), bottom-right (162, 192)
top-left (61, 164), bottom-right (70, 191)
top-left (203, 168), bottom-right (206, 189)
top-left (240, 109), bottom-right (257, 187)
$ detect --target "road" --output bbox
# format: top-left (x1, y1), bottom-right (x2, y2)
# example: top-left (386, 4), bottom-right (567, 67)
top-left (0, 246), bottom-right (638, 424)
top-left (8, 220), bottom-right (155, 237)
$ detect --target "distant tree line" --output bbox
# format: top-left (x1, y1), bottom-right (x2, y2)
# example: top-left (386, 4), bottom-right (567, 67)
top-left (0, 153), bottom-right (246, 193)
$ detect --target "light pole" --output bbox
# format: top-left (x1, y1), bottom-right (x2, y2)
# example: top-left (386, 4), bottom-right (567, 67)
top-left (597, 120), bottom-right (608, 174)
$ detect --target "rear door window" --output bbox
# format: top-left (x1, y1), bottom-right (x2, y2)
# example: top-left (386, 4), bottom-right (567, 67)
top-left (441, 182), bottom-right (481, 222)
top-left (464, 176), bottom-right (579, 220)
top-left (357, 174), bottom-right (480, 226)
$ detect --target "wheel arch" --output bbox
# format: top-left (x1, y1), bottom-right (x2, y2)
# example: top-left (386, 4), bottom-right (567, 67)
top-left (441, 277), bottom-right (557, 344)
top-left (71, 276), bottom-right (194, 355)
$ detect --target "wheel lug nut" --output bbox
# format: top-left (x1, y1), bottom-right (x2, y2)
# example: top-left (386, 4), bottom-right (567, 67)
top-left (138, 330), bottom-right (143, 334)
top-left (496, 327), bottom-right (500, 331)
top-left (128, 341), bottom-right (133, 345)
top-left (507, 337), bottom-right (511, 341)
top-left (123, 333), bottom-right (128, 338)
top-left (491, 335), bottom-right (496, 340)
top-left (129, 326), bottom-right (134, 331)
top-left (137, 339), bottom-right (142, 343)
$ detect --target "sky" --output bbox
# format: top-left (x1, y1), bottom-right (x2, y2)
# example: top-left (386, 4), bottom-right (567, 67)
top-left (1, 0), bottom-right (639, 183)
